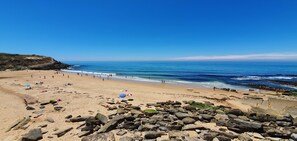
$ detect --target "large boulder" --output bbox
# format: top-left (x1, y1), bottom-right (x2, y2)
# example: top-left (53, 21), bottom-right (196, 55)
top-left (226, 118), bottom-right (263, 133)
top-left (95, 113), bottom-right (108, 124)
top-left (22, 128), bottom-right (43, 141)
top-left (98, 115), bottom-right (125, 133)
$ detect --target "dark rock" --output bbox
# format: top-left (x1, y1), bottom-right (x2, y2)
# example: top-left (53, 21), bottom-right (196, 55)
top-left (216, 135), bottom-right (231, 141)
top-left (65, 115), bottom-right (72, 119)
top-left (39, 105), bottom-right (45, 109)
top-left (175, 112), bottom-right (192, 119)
top-left (148, 119), bottom-right (157, 124)
top-left (166, 121), bottom-right (184, 130)
top-left (203, 131), bottom-right (219, 141)
top-left (98, 115), bottom-right (125, 133)
top-left (142, 124), bottom-right (159, 131)
top-left (151, 115), bottom-right (164, 121)
top-left (38, 124), bottom-right (47, 128)
top-left (182, 117), bottom-right (195, 124)
top-left (266, 128), bottom-right (291, 138)
top-left (95, 113), bottom-right (108, 124)
top-left (82, 132), bottom-right (115, 141)
top-left (108, 106), bottom-right (117, 110)
top-left (78, 131), bottom-right (92, 138)
top-left (276, 121), bottom-right (292, 127)
top-left (159, 126), bottom-right (169, 132)
top-left (226, 118), bottom-right (263, 133)
top-left (81, 126), bottom-right (95, 131)
top-left (26, 106), bottom-right (35, 110)
top-left (183, 105), bottom-right (196, 111)
top-left (199, 114), bottom-right (213, 121)
top-left (123, 121), bottom-right (141, 130)
top-left (86, 117), bottom-right (102, 126)
top-left (144, 132), bottom-right (164, 139)
top-left (47, 136), bottom-right (53, 139)
top-left (69, 116), bottom-right (90, 122)
top-left (53, 127), bottom-right (73, 137)
top-left (130, 106), bottom-right (141, 110)
top-left (22, 128), bottom-right (43, 141)
top-left (182, 124), bottom-right (205, 131)
top-left (54, 106), bottom-right (63, 111)
top-left (125, 115), bottom-right (136, 121)
top-left (248, 113), bottom-right (276, 122)
top-left (165, 108), bottom-right (178, 114)
top-left (226, 109), bottom-right (244, 116)
top-left (120, 136), bottom-right (135, 141)
top-left (40, 102), bottom-right (50, 106)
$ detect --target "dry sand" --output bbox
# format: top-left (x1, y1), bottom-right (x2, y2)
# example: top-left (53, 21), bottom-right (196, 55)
top-left (0, 70), bottom-right (296, 140)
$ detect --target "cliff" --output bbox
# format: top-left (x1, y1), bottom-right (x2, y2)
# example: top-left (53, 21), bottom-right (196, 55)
top-left (0, 53), bottom-right (70, 71)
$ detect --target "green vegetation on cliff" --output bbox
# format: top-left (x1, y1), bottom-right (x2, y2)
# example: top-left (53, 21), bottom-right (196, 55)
top-left (0, 53), bottom-right (70, 71)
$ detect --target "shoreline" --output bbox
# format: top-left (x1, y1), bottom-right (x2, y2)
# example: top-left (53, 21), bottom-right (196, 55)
top-left (61, 69), bottom-right (251, 92)
top-left (0, 70), bottom-right (296, 140)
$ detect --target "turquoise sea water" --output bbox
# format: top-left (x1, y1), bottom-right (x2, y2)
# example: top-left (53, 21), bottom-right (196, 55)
top-left (63, 61), bottom-right (297, 90)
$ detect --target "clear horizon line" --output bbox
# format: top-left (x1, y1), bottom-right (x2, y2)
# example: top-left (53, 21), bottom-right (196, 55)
top-left (60, 53), bottom-right (297, 62)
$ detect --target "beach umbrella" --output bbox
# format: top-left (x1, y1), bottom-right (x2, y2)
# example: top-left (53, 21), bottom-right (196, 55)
top-left (25, 84), bottom-right (31, 87)
top-left (119, 93), bottom-right (126, 98)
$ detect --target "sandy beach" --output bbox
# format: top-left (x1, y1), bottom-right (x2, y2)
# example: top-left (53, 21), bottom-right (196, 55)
top-left (0, 70), bottom-right (296, 141)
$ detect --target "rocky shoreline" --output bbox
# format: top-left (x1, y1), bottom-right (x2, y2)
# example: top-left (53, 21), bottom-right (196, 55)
top-left (11, 98), bottom-right (297, 141)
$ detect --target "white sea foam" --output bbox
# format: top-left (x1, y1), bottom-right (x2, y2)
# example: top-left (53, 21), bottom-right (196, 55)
top-left (61, 69), bottom-right (116, 76)
top-left (112, 75), bottom-right (161, 83)
top-left (233, 76), bottom-right (297, 81)
top-left (233, 76), bottom-right (261, 80)
top-left (61, 69), bottom-right (245, 89)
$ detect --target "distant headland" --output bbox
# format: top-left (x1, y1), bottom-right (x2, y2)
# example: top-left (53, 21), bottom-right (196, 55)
top-left (0, 53), bottom-right (70, 71)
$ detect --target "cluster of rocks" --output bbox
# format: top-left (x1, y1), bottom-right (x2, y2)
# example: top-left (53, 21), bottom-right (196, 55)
top-left (16, 98), bottom-right (297, 141)
top-left (64, 100), bottom-right (296, 141)
top-left (248, 84), bottom-right (292, 93)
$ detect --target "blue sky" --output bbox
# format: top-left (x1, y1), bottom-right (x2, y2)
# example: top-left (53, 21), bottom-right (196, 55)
top-left (0, 0), bottom-right (297, 61)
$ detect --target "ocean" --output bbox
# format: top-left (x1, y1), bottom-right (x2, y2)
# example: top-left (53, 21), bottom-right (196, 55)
top-left (62, 61), bottom-right (297, 90)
